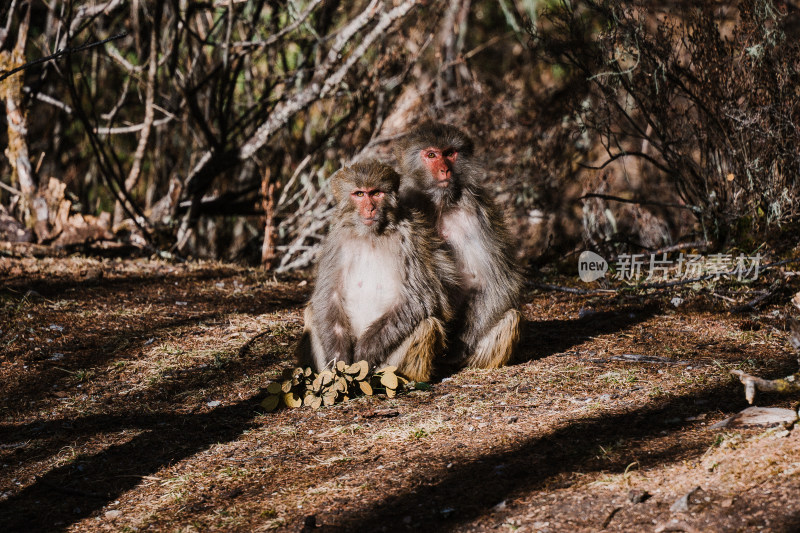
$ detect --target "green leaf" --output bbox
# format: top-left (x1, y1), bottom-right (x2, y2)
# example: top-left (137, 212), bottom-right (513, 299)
top-left (261, 394), bottom-right (280, 412)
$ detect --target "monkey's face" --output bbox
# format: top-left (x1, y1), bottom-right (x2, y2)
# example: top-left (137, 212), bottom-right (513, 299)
top-left (331, 161), bottom-right (400, 234)
top-left (420, 147), bottom-right (458, 188)
top-left (350, 187), bottom-right (386, 227)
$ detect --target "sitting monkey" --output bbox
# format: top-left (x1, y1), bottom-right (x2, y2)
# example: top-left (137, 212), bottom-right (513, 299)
top-left (296, 160), bottom-right (455, 381)
top-left (396, 123), bottom-right (524, 369)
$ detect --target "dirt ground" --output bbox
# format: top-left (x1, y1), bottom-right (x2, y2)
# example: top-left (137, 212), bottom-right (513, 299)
top-left (2, 255), bottom-right (800, 532)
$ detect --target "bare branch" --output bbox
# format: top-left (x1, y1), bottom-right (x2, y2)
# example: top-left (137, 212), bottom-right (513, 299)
top-left (95, 117), bottom-right (173, 135)
top-left (231, 0), bottom-right (325, 49)
top-left (0, 31), bottom-right (127, 83)
top-left (579, 193), bottom-right (700, 212)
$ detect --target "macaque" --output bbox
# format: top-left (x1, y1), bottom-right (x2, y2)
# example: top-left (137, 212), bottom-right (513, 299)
top-left (395, 122), bottom-right (523, 369)
top-left (295, 160), bottom-right (454, 381)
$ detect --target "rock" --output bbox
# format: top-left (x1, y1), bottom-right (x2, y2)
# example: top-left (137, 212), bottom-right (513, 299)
top-left (670, 486), bottom-right (700, 513)
top-left (104, 510), bottom-right (122, 519)
top-left (711, 406), bottom-right (797, 429)
top-left (628, 489), bottom-right (651, 504)
top-left (491, 500), bottom-right (507, 512)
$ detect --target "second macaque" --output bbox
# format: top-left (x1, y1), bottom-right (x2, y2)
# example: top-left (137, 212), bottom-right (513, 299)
top-left (295, 160), bottom-right (454, 381)
top-left (396, 122), bottom-right (523, 369)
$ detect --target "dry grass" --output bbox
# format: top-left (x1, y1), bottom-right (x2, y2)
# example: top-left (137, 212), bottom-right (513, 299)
top-left (1, 256), bottom-right (800, 531)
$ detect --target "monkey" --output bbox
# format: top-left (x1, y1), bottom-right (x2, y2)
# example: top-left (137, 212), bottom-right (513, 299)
top-left (395, 122), bottom-right (524, 370)
top-left (295, 160), bottom-right (455, 382)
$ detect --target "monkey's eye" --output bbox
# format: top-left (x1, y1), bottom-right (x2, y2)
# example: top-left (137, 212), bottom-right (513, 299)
top-left (371, 191), bottom-right (385, 199)
top-left (426, 151), bottom-right (437, 158)
top-left (354, 191), bottom-right (365, 197)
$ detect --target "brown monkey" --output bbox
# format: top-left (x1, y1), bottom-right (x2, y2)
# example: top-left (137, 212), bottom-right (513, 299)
top-left (295, 160), bottom-right (454, 381)
top-left (395, 122), bottom-right (523, 369)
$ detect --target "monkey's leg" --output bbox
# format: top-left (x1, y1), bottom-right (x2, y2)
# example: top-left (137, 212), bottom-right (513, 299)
top-left (465, 309), bottom-right (521, 369)
top-left (382, 317), bottom-right (445, 382)
top-left (294, 305), bottom-right (330, 371)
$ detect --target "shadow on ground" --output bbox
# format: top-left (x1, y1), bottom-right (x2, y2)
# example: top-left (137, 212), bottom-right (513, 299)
top-left (326, 381), bottom-right (748, 532)
top-left (517, 304), bottom-right (659, 363)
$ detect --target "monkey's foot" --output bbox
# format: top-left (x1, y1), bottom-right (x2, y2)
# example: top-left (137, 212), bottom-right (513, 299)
top-left (465, 309), bottom-right (521, 369)
top-left (384, 317), bottom-right (446, 382)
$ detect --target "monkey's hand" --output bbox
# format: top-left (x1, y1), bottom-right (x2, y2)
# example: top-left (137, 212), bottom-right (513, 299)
top-left (353, 307), bottom-right (419, 365)
top-left (315, 300), bottom-right (356, 364)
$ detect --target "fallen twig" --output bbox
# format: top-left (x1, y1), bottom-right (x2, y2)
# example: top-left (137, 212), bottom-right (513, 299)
top-left (731, 279), bottom-right (783, 313)
top-left (731, 369), bottom-right (800, 405)
top-left (238, 330), bottom-right (272, 357)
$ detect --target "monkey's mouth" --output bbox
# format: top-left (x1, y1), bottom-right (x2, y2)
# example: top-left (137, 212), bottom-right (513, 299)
top-left (436, 179), bottom-right (451, 187)
top-left (361, 217), bottom-right (377, 226)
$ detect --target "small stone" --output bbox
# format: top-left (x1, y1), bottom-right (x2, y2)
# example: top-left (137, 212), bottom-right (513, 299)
top-left (670, 486), bottom-right (700, 513)
top-left (713, 407), bottom-right (797, 428)
top-left (628, 489), bottom-right (651, 504)
top-left (105, 510), bottom-right (122, 519)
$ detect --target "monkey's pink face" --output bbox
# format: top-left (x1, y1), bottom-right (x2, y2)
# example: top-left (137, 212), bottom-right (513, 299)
top-left (421, 147), bottom-right (458, 187)
top-left (351, 188), bottom-right (385, 226)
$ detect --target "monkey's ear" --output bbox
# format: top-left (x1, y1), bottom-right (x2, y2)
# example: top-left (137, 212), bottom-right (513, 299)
top-left (329, 168), bottom-right (348, 203)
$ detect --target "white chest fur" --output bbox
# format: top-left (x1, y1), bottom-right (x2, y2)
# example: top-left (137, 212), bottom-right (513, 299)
top-left (340, 238), bottom-right (402, 338)
top-left (439, 208), bottom-right (491, 290)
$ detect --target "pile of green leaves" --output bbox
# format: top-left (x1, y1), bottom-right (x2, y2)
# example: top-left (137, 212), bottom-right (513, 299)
top-left (260, 361), bottom-right (411, 411)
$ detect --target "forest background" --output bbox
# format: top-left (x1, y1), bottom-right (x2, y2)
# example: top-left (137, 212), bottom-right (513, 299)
top-left (3, 0), bottom-right (798, 272)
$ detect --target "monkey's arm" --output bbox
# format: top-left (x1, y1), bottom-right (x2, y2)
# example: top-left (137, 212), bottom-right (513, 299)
top-left (352, 295), bottom-right (428, 366)
top-left (460, 202), bottom-right (524, 352)
top-left (311, 243), bottom-right (356, 363)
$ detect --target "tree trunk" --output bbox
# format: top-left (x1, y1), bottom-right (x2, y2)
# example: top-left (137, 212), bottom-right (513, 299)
top-left (0, 6), bottom-right (50, 241)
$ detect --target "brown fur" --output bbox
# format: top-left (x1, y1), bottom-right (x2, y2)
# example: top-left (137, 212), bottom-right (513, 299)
top-left (296, 160), bottom-right (455, 381)
top-left (464, 309), bottom-right (520, 369)
top-left (386, 317), bottom-right (446, 381)
top-left (396, 123), bottom-right (524, 369)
